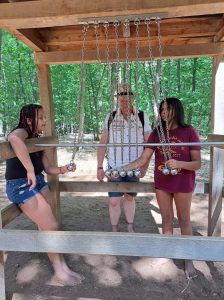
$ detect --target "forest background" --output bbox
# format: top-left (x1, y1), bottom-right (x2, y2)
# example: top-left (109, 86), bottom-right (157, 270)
top-left (0, 29), bottom-right (212, 139)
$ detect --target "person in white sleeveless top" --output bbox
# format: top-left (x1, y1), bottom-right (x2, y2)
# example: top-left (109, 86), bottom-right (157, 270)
top-left (97, 84), bottom-right (152, 232)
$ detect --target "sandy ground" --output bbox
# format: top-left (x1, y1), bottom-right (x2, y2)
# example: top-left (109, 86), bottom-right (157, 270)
top-left (1, 141), bottom-right (224, 300)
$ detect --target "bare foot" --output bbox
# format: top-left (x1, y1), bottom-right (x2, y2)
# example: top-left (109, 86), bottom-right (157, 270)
top-left (48, 273), bottom-right (81, 286)
top-left (61, 259), bottom-right (85, 281)
top-left (112, 225), bottom-right (118, 232)
top-left (184, 260), bottom-right (197, 279)
top-left (127, 223), bottom-right (134, 233)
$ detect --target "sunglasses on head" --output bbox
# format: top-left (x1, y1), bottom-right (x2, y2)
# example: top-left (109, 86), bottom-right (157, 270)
top-left (117, 92), bottom-right (133, 96)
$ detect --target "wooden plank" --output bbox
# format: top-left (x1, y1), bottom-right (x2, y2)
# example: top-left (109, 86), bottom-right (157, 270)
top-left (1, 204), bottom-right (21, 227)
top-left (40, 16), bottom-right (220, 49)
top-left (0, 215), bottom-right (6, 300)
top-left (60, 181), bottom-right (155, 193)
top-left (208, 147), bottom-right (224, 236)
top-left (207, 133), bottom-right (224, 141)
top-left (208, 57), bottom-right (224, 236)
top-left (207, 133), bottom-right (224, 149)
top-left (59, 180), bottom-right (209, 194)
top-left (35, 42), bottom-right (224, 64)
top-left (37, 64), bottom-right (60, 220)
top-left (0, 229), bottom-right (224, 261)
top-left (0, 136), bottom-right (58, 160)
top-left (5, 27), bottom-right (46, 52)
top-left (1, 0), bottom-right (224, 29)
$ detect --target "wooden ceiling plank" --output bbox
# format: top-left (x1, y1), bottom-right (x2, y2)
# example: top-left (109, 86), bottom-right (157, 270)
top-left (39, 19), bottom-right (220, 45)
top-left (1, 0), bottom-right (224, 29)
top-left (45, 37), bottom-right (213, 52)
top-left (35, 42), bottom-right (224, 64)
top-left (5, 27), bottom-right (46, 51)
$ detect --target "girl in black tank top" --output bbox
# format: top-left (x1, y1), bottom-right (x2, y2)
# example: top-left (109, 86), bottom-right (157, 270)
top-left (5, 104), bottom-right (84, 286)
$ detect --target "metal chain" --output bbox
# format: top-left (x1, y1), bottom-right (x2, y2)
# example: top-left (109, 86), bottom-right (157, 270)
top-left (104, 21), bottom-right (117, 166)
top-left (145, 17), bottom-right (169, 162)
top-left (123, 19), bottom-right (131, 163)
top-left (71, 23), bottom-right (89, 164)
top-left (113, 20), bottom-right (121, 167)
top-left (156, 17), bottom-right (172, 160)
top-left (134, 18), bottom-right (140, 158)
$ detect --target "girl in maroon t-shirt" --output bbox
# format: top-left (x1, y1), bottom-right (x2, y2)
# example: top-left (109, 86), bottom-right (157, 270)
top-left (115, 97), bottom-right (201, 279)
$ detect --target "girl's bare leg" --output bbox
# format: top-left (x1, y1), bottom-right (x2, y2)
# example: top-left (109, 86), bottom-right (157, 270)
top-left (174, 192), bottom-right (197, 278)
top-left (40, 187), bottom-right (85, 281)
top-left (20, 193), bottom-right (81, 286)
top-left (155, 189), bottom-right (174, 235)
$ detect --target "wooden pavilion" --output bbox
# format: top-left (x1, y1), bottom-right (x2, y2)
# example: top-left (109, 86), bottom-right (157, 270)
top-left (0, 1), bottom-right (224, 299)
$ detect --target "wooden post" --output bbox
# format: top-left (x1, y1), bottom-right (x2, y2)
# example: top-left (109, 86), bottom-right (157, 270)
top-left (36, 64), bottom-right (60, 221)
top-left (208, 56), bottom-right (224, 236)
top-left (0, 216), bottom-right (6, 300)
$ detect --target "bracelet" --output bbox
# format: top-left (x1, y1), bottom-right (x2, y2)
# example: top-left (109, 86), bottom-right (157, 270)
top-left (97, 167), bottom-right (103, 170)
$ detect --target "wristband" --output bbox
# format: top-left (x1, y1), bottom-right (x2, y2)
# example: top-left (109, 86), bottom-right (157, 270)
top-left (97, 167), bottom-right (103, 170)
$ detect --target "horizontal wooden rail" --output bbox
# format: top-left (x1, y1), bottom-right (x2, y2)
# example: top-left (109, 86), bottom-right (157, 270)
top-left (0, 136), bottom-right (58, 160)
top-left (59, 181), bottom-right (209, 194)
top-left (207, 134), bottom-right (224, 149)
top-left (1, 204), bottom-right (21, 227)
top-left (0, 229), bottom-right (224, 261)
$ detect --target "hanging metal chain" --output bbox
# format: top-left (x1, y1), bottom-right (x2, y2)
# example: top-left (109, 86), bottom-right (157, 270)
top-left (69, 23), bottom-right (89, 169)
top-left (156, 17), bottom-right (172, 161)
top-left (134, 18), bottom-right (140, 158)
top-left (104, 21), bottom-right (117, 167)
top-left (111, 20), bottom-right (122, 169)
top-left (123, 19), bottom-right (131, 163)
top-left (145, 17), bottom-right (169, 162)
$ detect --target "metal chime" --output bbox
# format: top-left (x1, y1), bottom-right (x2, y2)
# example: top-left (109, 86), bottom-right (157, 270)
top-left (145, 17), bottom-right (177, 175)
top-left (97, 18), bottom-right (143, 179)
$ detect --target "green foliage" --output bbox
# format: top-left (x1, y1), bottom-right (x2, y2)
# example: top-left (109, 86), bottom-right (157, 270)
top-left (0, 29), bottom-right (212, 137)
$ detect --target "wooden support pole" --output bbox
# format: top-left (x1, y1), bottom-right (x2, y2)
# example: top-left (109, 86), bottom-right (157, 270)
top-left (0, 216), bottom-right (6, 300)
top-left (37, 64), bottom-right (60, 220)
top-left (208, 56), bottom-right (224, 236)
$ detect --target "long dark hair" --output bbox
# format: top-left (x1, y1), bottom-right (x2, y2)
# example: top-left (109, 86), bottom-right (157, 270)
top-left (13, 104), bottom-right (43, 137)
top-left (159, 97), bottom-right (188, 128)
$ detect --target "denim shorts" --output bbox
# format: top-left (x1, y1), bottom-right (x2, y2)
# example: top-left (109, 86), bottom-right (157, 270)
top-left (108, 175), bottom-right (140, 198)
top-left (6, 173), bottom-right (48, 206)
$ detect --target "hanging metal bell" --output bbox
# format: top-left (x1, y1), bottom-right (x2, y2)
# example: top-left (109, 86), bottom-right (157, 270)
top-left (134, 169), bottom-right (141, 178)
top-left (67, 162), bottom-right (76, 171)
top-left (105, 169), bottom-right (111, 178)
top-left (112, 169), bottom-right (120, 178)
top-left (126, 170), bottom-right (134, 177)
top-left (170, 168), bottom-right (178, 175)
top-left (119, 170), bottom-right (126, 177)
top-left (162, 167), bottom-right (170, 175)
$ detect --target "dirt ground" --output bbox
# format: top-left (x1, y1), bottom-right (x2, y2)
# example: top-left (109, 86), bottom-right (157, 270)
top-left (1, 142), bottom-right (224, 300)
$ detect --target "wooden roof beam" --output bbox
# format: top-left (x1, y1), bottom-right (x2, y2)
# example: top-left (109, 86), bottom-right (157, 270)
top-left (5, 27), bottom-right (46, 51)
top-left (1, 0), bottom-right (224, 29)
top-left (214, 15), bottom-right (224, 41)
top-left (35, 42), bottom-right (224, 65)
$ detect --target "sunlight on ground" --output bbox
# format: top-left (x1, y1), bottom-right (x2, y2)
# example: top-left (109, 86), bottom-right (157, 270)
top-left (16, 259), bottom-right (42, 283)
top-left (83, 255), bottom-right (122, 287)
top-left (132, 257), bottom-right (182, 281)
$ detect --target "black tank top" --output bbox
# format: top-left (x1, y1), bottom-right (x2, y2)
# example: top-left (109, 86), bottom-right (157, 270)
top-left (5, 151), bottom-right (44, 180)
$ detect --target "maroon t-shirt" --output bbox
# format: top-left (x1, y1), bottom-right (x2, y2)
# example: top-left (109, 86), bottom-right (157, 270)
top-left (147, 126), bottom-right (201, 193)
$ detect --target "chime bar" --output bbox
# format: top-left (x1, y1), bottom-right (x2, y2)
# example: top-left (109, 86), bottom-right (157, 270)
top-left (78, 13), bottom-right (168, 24)
top-left (35, 141), bottom-right (224, 147)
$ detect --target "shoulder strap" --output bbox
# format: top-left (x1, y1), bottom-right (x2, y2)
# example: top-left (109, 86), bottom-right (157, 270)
top-left (138, 111), bottom-right (144, 132)
top-left (108, 110), bottom-right (117, 131)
